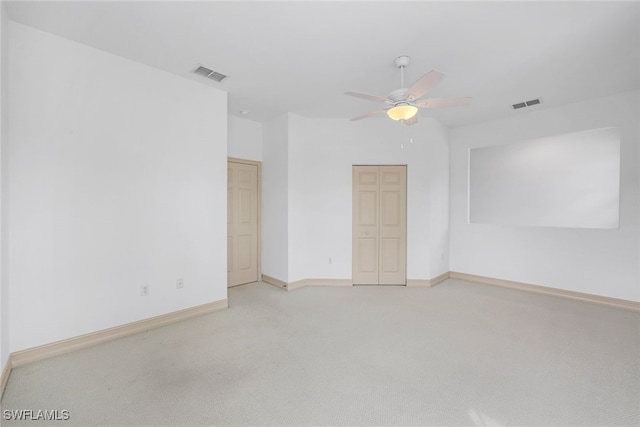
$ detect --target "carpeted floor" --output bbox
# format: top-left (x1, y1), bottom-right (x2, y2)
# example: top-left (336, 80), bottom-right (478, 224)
top-left (1, 279), bottom-right (639, 426)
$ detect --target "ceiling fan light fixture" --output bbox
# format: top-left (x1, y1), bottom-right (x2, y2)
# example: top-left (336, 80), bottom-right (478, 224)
top-left (387, 104), bottom-right (418, 121)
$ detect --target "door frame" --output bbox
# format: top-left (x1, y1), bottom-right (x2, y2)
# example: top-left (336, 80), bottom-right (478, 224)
top-left (228, 157), bottom-right (262, 286)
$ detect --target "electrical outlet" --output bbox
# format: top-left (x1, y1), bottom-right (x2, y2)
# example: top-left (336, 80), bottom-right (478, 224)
top-left (141, 285), bottom-right (149, 296)
top-left (176, 278), bottom-right (184, 289)
top-left (328, 257), bottom-right (332, 264)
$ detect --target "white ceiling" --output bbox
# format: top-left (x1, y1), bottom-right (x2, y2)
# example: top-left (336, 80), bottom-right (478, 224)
top-left (5, 1), bottom-right (640, 127)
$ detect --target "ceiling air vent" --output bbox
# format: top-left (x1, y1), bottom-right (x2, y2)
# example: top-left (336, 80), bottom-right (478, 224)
top-left (193, 65), bottom-right (227, 82)
top-left (512, 98), bottom-right (542, 110)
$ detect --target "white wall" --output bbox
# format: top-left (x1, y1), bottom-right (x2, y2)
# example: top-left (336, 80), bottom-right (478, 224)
top-left (228, 115), bottom-right (262, 162)
top-left (8, 22), bottom-right (228, 352)
top-left (261, 114), bottom-right (289, 281)
top-left (450, 90), bottom-right (640, 301)
top-left (0, 2), bottom-right (9, 371)
top-left (427, 121), bottom-right (451, 277)
top-left (287, 115), bottom-right (449, 283)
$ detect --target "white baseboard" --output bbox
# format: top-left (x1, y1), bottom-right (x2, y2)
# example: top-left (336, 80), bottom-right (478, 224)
top-left (429, 271), bottom-right (451, 287)
top-left (301, 278), bottom-right (352, 287)
top-left (1, 357), bottom-right (11, 400)
top-left (270, 277), bottom-right (353, 291)
top-left (262, 274), bottom-right (288, 290)
top-left (450, 272), bottom-right (640, 312)
top-left (287, 279), bottom-right (307, 291)
top-left (407, 272), bottom-right (451, 288)
top-left (280, 271), bottom-right (637, 312)
top-left (289, 275), bottom-right (452, 290)
top-left (406, 279), bottom-right (431, 287)
top-left (9, 299), bottom-right (228, 371)
top-left (1, 298), bottom-right (228, 399)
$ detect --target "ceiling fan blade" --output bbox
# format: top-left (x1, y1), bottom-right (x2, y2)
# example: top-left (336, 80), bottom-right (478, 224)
top-left (406, 70), bottom-right (445, 102)
top-left (350, 109), bottom-right (388, 121)
top-left (403, 115), bottom-right (418, 126)
top-left (416, 97), bottom-right (472, 108)
top-left (345, 91), bottom-right (390, 104)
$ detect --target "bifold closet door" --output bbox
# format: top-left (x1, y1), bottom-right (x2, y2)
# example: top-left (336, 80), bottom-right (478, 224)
top-left (352, 165), bottom-right (407, 285)
top-left (227, 161), bottom-right (259, 287)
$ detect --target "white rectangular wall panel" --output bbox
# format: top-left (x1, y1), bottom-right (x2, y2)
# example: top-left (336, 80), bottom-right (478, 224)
top-left (469, 127), bottom-right (620, 229)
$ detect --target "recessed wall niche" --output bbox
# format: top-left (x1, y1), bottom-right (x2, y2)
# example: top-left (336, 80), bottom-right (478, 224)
top-left (469, 127), bottom-right (620, 229)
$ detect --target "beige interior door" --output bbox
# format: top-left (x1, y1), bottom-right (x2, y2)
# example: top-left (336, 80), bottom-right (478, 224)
top-left (228, 160), bottom-right (259, 287)
top-left (353, 165), bottom-right (407, 285)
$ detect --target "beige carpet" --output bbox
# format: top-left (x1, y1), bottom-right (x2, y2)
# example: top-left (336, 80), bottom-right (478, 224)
top-left (2, 279), bottom-right (639, 426)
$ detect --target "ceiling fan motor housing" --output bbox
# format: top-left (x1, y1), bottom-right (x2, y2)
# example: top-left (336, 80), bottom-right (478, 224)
top-left (388, 88), bottom-right (410, 103)
top-left (394, 55), bottom-right (411, 68)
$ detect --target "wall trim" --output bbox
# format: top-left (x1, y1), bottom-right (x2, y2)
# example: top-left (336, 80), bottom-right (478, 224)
top-left (10, 299), bottom-right (228, 370)
top-left (406, 279), bottom-right (431, 287)
top-left (406, 272), bottom-right (451, 288)
top-left (303, 278), bottom-right (352, 287)
top-left (262, 274), bottom-right (288, 290)
top-left (262, 277), bottom-right (353, 291)
top-left (450, 272), bottom-right (640, 312)
top-left (287, 279), bottom-right (307, 291)
top-left (289, 278), bottom-right (353, 290)
top-left (2, 299), bottom-right (228, 399)
top-left (288, 276), bottom-right (454, 290)
top-left (1, 358), bottom-right (11, 400)
top-left (430, 271), bottom-right (450, 287)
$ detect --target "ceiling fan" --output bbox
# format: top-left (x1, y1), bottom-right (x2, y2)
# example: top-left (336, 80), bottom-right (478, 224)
top-left (346, 56), bottom-right (472, 125)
